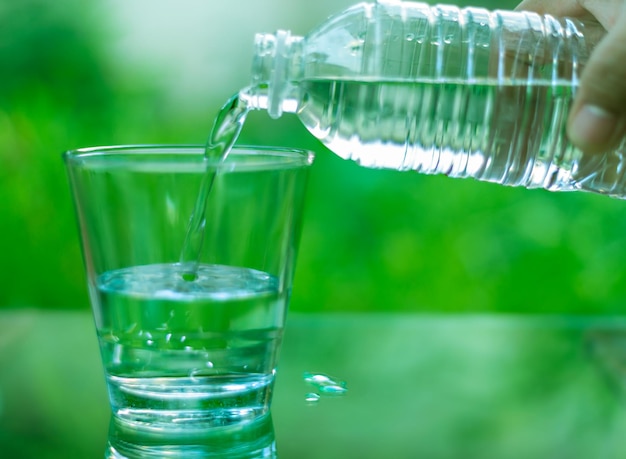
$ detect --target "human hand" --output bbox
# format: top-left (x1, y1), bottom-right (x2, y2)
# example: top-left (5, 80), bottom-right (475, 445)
top-left (516, 0), bottom-right (626, 154)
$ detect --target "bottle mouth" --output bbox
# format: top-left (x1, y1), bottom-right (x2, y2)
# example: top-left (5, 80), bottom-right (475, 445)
top-left (252, 30), bottom-right (302, 119)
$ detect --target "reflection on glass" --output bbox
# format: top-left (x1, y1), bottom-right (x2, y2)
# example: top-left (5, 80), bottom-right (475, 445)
top-left (105, 412), bottom-right (277, 458)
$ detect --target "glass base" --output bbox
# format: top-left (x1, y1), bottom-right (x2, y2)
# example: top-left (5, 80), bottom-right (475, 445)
top-left (105, 413), bottom-right (277, 459)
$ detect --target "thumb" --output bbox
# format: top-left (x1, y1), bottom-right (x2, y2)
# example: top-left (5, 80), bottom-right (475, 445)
top-left (568, 10), bottom-right (626, 154)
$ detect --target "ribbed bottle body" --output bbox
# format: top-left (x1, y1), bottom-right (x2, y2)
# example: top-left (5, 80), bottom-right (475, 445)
top-left (298, 78), bottom-right (579, 189)
top-left (248, 1), bottom-right (626, 196)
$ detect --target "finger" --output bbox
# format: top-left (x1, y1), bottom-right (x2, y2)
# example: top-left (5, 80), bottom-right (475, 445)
top-left (578, 0), bottom-right (626, 29)
top-left (514, 0), bottom-right (590, 18)
top-left (568, 7), bottom-right (626, 153)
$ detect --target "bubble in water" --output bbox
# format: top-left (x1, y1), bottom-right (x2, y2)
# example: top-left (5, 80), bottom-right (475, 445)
top-left (112, 344), bottom-right (123, 365)
top-left (189, 368), bottom-right (203, 383)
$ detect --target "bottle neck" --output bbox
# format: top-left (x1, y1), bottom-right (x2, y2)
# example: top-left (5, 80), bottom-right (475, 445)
top-left (247, 30), bottom-right (303, 119)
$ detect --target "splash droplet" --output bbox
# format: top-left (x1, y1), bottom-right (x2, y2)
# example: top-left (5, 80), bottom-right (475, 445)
top-left (305, 393), bottom-right (321, 404)
top-left (303, 373), bottom-right (334, 386)
top-left (318, 384), bottom-right (347, 395)
top-left (303, 372), bottom-right (348, 400)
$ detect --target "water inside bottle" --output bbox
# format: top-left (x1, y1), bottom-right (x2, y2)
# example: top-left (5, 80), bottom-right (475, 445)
top-left (296, 78), bottom-right (580, 185)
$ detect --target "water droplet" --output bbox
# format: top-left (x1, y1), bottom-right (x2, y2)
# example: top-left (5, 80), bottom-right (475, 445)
top-left (206, 361), bottom-right (214, 368)
top-left (146, 339), bottom-right (154, 346)
top-left (305, 393), bottom-right (321, 404)
top-left (319, 384), bottom-right (348, 395)
top-left (165, 333), bottom-right (172, 343)
top-left (303, 373), bottom-right (334, 386)
top-left (303, 372), bottom-right (348, 399)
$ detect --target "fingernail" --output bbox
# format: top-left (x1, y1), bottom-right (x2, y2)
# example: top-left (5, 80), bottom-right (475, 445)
top-left (568, 105), bottom-right (618, 153)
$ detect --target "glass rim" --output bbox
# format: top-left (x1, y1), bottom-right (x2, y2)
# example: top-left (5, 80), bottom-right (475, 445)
top-left (63, 144), bottom-right (315, 170)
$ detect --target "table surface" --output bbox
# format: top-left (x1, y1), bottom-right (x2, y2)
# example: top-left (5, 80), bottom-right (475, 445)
top-left (2, 310), bottom-right (626, 459)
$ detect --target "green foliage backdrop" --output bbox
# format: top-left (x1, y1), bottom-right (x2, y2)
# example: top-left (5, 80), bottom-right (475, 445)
top-left (2, 0), bottom-right (626, 315)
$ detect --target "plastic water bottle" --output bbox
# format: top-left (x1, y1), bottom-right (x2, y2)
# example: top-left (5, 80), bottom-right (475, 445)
top-left (241, 0), bottom-right (626, 197)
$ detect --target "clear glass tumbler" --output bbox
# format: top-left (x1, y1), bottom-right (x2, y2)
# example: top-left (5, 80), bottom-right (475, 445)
top-left (64, 145), bottom-right (313, 431)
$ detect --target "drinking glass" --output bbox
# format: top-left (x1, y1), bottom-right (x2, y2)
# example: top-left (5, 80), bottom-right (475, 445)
top-left (65, 145), bottom-right (313, 431)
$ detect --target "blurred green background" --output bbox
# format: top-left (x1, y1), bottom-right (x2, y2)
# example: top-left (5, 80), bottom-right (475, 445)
top-left (3, 0), bottom-right (626, 316)
top-left (4, 1), bottom-right (626, 458)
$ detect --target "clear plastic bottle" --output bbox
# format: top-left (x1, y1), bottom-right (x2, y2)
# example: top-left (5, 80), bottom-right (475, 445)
top-left (241, 0), bottom-right (626, 197)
